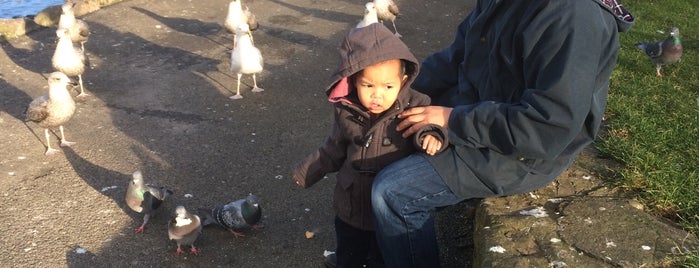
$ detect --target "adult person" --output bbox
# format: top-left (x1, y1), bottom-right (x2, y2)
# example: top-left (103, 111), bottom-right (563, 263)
top-left (370, 0), bottom-right (634, 267)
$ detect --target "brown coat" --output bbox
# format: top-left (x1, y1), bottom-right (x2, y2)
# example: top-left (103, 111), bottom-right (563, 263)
top-left (291, 24), bottom-right (447, 230)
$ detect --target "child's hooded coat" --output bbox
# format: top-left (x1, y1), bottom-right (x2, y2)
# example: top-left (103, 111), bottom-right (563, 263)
top-left (292, 23), bottom-right (447, 230)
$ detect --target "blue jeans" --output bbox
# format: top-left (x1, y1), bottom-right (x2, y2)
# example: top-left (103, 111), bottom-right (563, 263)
top-left (371, 154), bottom-right (465, 268)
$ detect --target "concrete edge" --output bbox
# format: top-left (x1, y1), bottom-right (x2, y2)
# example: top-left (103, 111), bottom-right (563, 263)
top-left (0, 0), bottom-right (127, 42)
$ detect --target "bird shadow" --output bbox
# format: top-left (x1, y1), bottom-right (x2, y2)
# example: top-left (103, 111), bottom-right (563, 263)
top-left (130, 6), bottom-right (223, 38)
top-left (268, 0), bottom-right (359, 26)
top-left (0, 27), bottom-right (56, 74)
top-left (62, 145), bottom-right (133, 215)
top-left (0, 77), bottom-right (34, 121)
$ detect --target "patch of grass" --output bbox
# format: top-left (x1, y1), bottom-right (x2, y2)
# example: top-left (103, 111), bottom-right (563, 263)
top-left (596, 0), bottom-right (699, 265)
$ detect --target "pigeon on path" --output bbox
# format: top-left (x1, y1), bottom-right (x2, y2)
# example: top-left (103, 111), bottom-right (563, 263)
top-left (635, 27), bottom-right (682, 77)
top-left (168, 205), bottom-right (203, 256)
top-left (198, 193), bottom-right (263, 238)
top-left (125, 170), bottom-right (173, 233)
top-left (230, 23), bottom-right (264, 100)
top-left (356, 2), bottom-right (379, 29)
top-left (52, 28), bottom-right (89, 97)
top-left (58, 1), bottom-right (90, 51)
top-left (224, 0), bottom-right (258, 47)
top-left (25, 72), bottom-right (76, 155)
top-left (373, 0), bottom-right (401, 37)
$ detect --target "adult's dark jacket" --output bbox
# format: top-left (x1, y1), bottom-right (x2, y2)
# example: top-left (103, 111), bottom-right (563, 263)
top-left (411, 0), bottom-right (634, 197)
top-left (292, 23), bottom-right (447, 230)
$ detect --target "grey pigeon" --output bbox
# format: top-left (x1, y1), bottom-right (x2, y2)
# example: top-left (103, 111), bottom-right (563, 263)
top-left (52, 28), bottom-right (89, 97)
top-left (168, 205), bottom-right (203, 256)
top-left (58, 1), bottom-right (90, 51)
top-left (635, 27), bottom-right (682, 77)
top-left (125, 170), bottom-right (173, 233)
top-left (373, 0), bottom-right (401, 37)
top-left (198, 193), bottom-right (263, 238)
top-left (25, 72), bottom-right (76, 155)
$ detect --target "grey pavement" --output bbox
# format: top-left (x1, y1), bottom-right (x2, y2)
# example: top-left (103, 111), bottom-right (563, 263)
top-left (1, 0), bottom-right (697, 267)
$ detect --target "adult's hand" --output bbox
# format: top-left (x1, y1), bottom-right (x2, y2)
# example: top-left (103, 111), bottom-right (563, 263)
top-left (396, 106), bottom-right (453, 138)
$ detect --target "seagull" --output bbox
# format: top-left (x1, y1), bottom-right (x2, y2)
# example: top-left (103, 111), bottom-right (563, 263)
top-left (224, 0), bottom-right (258, 47)
top-left (356, 2), bottom-right (379, 29)
top-left (230, 23), bottom-right (264, 100)
top-left (25, 72), bottom-right (76, 155)
top-left (58, 1), bottom-right (90, 51)
top-left (198, 193), bottom-right (263, 238)
top-left (635, 27), bottom-right (683, 77)
top-left (373, 0), bottom-right (401, 37)
top-left (168, 206), bottom-right (203, 256)
top-left (52, 28), bottom-right (89, 97)
top-left (125, 170), bottom-right (174, 234)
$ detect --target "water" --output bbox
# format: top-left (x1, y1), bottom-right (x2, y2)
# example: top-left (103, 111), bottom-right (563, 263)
top-left (1, 0), bottom-right (65, 18)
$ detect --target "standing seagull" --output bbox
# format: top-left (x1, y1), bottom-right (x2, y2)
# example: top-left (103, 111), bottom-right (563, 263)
top-left (53, 28), bottom-right (89, 97)
top-left (168, 206), bottom-right (203, 256)
top-left (25, 72), bottom-right (76, 156)
top-left (198, 193), bottom-right (263, 238)
top-left (58, 1), bottom-right (90, 51)
top-left (230, 23), bottom-right (264, 100)
top-left (224, 0), bottom-right (258, 47)
top-left (356, 2), bottom-right (379, 29)
top-left (125, 170), bottom-right (174, 234)
top-left (373, 0), bottom-right (401, 37)
top-left (635, 27), bottom-right (683, 77)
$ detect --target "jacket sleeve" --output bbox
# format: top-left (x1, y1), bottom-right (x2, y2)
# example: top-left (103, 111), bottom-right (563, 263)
top-left (413, 124), bottom-right (450, 154)
top-left (291, 111), bottom-right (348, 188)
top-left (449, 2), bottom-right (616, 160)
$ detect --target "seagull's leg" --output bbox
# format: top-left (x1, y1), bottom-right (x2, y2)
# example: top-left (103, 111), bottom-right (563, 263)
top-left (175, 244), bottom-right (184, 255)
top-left (230, 73), bottom-right (244, 99)
top-left (251, 74), bottom-right (264, 92)
top-left (44, 129), bottom-right (60, 155)
top-left (656, 65), bottom-right (663, 77)
top-left (77, 74), bottom-right (89, 97)
top-left (190, 245), bottom-right (200, 255)
top-left (135, 214), bottom-right (151, 233)
top-left (59, 125), bottom-right (76, 147)
top-left (391, 20), bottom-right (402, 38)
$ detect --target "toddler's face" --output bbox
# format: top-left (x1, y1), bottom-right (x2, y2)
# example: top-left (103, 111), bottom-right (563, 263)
top-left (354, 59), bottom-right (408, 115)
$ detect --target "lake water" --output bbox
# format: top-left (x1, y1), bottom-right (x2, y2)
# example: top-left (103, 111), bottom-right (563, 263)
top-left (1, 0), bottom-right (65, 18)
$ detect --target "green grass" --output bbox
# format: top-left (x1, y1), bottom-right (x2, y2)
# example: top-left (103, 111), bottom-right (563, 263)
top-left (596, 0), bottom-right (699, 265)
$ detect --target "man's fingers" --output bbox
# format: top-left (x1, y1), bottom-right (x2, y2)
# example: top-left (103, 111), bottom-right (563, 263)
top-left (397, 106), bottom-right (425, 119)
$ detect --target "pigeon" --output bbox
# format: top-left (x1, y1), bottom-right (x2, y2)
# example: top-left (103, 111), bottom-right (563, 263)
top-left (168, 205), bottom-right (203, 256)
top-left (373, 0), bottom-right (401, 37)
top-left (356, 2), bottom-right (379, 29)
top-left (224, 0), bottom-right (258, 47)
top-left (25, 72), bottom-right (76, 155)
top-left (125, 170), bottom-right (174, 233)
top-left (635, 27), bottom-right (682, 77)
top-left (198, 193), bottom-right (263, 238)
top-left (230, 23), bottom-right (264, 100)
top-left (52, 28), bottom-right (89, 97)
top-left (58, 1), bottom-right (90, 51)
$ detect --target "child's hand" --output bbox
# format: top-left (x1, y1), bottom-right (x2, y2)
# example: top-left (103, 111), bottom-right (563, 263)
top-left (421, 134), bottom-right (442, 156)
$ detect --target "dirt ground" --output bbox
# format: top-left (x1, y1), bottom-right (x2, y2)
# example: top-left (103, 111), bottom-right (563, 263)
top-left (0, 0), bottom-right (478, 267)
